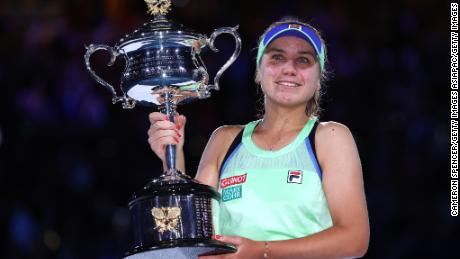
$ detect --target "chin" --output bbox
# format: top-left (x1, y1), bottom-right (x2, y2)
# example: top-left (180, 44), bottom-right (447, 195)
top-left (279, 94), bottom-right (305, 103)
top-left (265, 94), bottom-right (309, 107)
top-left (275, 98), bottom-right (307, 108)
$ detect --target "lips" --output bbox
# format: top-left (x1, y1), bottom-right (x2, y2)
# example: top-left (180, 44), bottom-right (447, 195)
top-left (275, 81), bottom-right (301, 87)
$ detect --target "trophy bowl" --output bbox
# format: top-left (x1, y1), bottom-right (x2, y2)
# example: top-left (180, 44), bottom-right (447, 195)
top-left (85, 3), bottom-right (240, 108)
top-left (84, 0), bottom-right (240, 258)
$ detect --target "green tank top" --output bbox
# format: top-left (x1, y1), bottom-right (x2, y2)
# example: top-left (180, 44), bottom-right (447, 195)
top-left (212, 118), bottom-right (333, 241)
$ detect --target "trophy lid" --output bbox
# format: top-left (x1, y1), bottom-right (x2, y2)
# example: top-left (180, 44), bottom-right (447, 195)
top-left (116, 0), bottom-right (206, 52)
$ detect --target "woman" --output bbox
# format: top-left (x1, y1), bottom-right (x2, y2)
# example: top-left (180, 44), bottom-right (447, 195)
top-left (148, 18), bottom-right (369, 258)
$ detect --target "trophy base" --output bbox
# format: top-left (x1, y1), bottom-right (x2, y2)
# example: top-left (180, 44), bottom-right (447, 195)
top-left (127, 175), bottom-right (234, 258)
top-left (124, 239), bottom-right (236, 259)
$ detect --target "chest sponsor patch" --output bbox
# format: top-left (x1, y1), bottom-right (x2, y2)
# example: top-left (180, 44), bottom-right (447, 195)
top-left (220, 173), bottom-right (247, 189)
top-left (222, 185), bottom-right (242, 202)
top-left (287, 170), bottom-right (303, 184)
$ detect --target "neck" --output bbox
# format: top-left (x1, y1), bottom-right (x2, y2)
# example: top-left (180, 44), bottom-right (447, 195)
top-left (260, 103), bottom-right (310, 132)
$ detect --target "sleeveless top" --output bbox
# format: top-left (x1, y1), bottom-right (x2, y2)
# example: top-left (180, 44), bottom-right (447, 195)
top-left (212, 118), bottom-right (333, 241)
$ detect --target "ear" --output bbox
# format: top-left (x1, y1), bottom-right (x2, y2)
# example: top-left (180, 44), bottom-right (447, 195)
top-left (255, 69), bottom-right (261, 84)
top-left (315, 75), bottom-right (321, 90)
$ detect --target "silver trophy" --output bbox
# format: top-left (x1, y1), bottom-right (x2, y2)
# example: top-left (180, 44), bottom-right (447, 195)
top-left (84, 0), bottom-right (241, 258)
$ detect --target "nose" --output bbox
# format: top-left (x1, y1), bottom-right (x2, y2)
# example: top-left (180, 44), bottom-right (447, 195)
top-left (281, 60), bottom-right (297, 76)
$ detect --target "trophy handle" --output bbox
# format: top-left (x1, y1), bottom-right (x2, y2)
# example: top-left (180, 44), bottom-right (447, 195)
top-left (206, 25), bottom-right (242, 91)
top-left (84, 44), bottom-right (136, 109)
top-left (196, 67), bottom-right (211, 99)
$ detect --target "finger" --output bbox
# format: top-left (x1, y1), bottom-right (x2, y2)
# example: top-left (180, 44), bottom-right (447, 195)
top-left (147, 129), bottom-right (178, 140)
top-left (148, 132), bottom-right (178, 144)
top-left (215, 235), bottom-right (243, 246)
top-left (148, 112), bottom-right (171, 124)
top-left (175, 115), bottom-right (187, 131)
top-left (150, 120), bottom-right (177, 132)
top-left (149, 136), bottom-right (179, 153)
top-left (148, 126), bottom-right (182, 144)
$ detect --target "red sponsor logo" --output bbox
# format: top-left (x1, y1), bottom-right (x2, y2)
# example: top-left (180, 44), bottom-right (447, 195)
top-left (221, 173), bottom-right (247, 189)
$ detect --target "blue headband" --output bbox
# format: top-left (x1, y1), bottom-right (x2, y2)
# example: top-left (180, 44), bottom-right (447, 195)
top-left (256, 23), bottom-right (325, 70)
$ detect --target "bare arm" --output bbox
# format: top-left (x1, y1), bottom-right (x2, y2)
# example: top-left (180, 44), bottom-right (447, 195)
top-left (261, 122), bottom-right (369, 258)
top-left (195, 125), bottom-right (243, 189)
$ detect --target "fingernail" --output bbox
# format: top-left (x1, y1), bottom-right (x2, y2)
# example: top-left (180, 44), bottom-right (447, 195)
top-left (176, 124), bottom-right (180, 130)
top-left (164, 115), bottom-right (169, 121)
top-left (174, 137), bottom-right (179, 143)
top-left (213, 235), bottom-right (222, 240)
top-left (176, 132), bottom-right (182, 137)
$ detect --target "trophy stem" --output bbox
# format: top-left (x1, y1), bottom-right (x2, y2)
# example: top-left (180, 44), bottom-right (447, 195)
top-left (162, 91), bottom-right (177, 172)
top-left (153, 89), bottom-right (191, 183)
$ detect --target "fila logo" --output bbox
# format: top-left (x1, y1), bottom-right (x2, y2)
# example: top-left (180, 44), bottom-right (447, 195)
top-left (287, 170), bottom-right (303, 184)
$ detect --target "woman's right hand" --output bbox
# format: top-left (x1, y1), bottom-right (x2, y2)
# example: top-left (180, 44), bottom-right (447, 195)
top-left (147, 112), bottom-right (186, 163)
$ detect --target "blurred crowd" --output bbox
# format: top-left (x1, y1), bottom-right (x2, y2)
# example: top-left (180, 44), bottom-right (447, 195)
top-left (0, 0), bottom-right (453, 258)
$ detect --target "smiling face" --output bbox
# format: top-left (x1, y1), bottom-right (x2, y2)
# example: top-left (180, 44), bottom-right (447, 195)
top-left (256, 36), bottom-right (321, 110)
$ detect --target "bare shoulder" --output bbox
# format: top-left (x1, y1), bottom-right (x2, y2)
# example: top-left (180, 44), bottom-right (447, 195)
top-left (210, 125), bottom-right (244, 168)
top-left (315, 121), bottom-right (362, 168)
top-left (204, 124), bottom-right (245, 163)
top-left (317, 121), bottom-right (352, 135)
top-left (209, 124), bottom-right (244, 145)
top-left (315, 121), bottom-right (360, 166)
top-left (316, 121), bottom-right (355, 145)
top-left (195, 124), bottom-right (244, 187)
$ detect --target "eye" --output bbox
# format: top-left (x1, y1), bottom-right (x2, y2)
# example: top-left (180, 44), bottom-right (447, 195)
top-left (271, 54), bottom-right (285, 61)
top-left (297, 56), bottom-right (313, 64)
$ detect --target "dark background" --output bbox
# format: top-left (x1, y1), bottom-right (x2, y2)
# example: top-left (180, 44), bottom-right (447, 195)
top-left (0, 0), bottom-right (454, 258)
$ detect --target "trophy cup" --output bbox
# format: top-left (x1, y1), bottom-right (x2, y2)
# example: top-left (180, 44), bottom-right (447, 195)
top-left (84, 0), bottom-right (241, 258)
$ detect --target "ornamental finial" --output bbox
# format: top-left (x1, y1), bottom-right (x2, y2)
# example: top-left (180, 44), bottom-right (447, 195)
top-left (144, 0), bottom-right (172, 16)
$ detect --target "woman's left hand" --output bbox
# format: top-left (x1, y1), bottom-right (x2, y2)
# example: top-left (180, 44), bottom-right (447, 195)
top-left (199, 235), bottom-right (265, 259)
